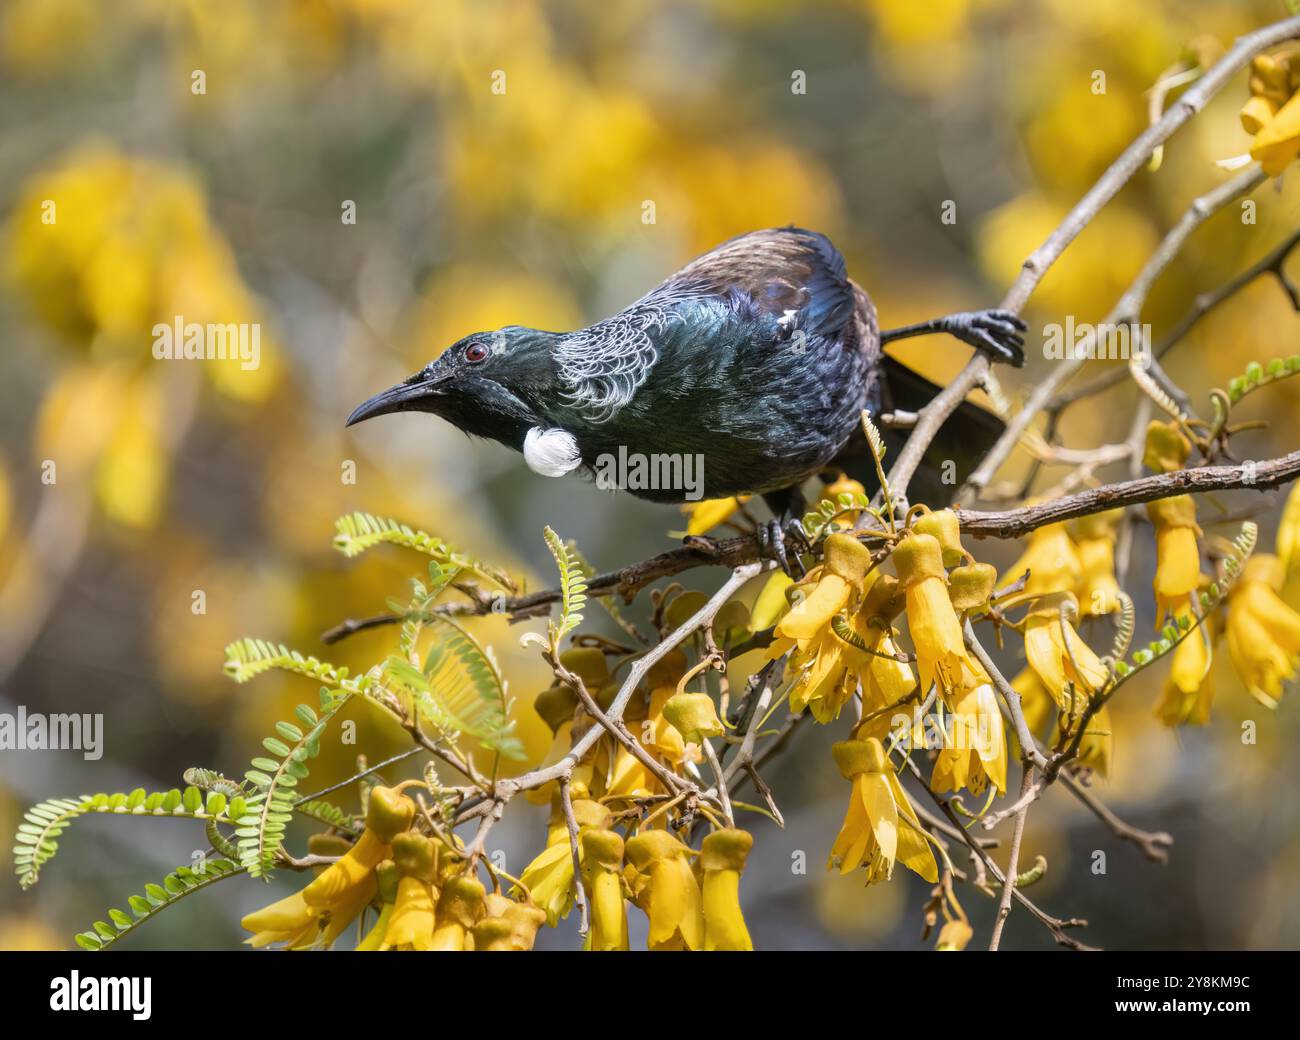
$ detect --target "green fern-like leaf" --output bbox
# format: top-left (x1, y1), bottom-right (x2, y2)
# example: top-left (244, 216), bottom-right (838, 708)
top-left (332, 512), bottom-right (516, 590)
top-left (14, 787), bottom-right (247, 890)
top-left (382, 619), bottom-right (523, 759)
top-left (223, 638), bottom-right (348, 686)
top-left (543, 526), bottom-right (587, 642)
top-left (238, 688), bottom-right (354, 878)
top-left (73, 859), bottom-right (246, 950)
top-left (293, 799), bottom-right (360, 833)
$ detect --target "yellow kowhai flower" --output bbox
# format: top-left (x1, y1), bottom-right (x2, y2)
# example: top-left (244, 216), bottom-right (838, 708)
top-left (624, 830), bottom-right (704, 951)
top-left (356, 860), bottom-right (401, 952)
top-left (1011, 666), bottom-right (1056, 738)
top-left (662, 691), bottom-right (724, 746)
top-left (582, 828), bottom-right (629, 951)
top-left (378, 833), bottom-right (440, 951)
top-left (773, 533), bottom-right (875, 643)
top-left (429, 874), bottom-right (486, 951)
top-left (910, 507), bottom-right (966, 568)
top-left (1147, 496), bottom-right (1202, 624)
top-left (472, 893), bottom-right (548, 951)
top-left (1238, 50), bottom-right (1300, 176)
top-left (517, 794), bottom-right (611, 926)
top-left (749, 569), bottom-right (795, 631)
top-left (820, 473), bottom-right (868, 525)
top-left (948, 561), bottom-right (997, 617)
top-left (936, 918), bottom-right (974, 951)
top-left (1023, 592), bottom-right (1109, 711)
top-left (1070, 509), bottom-right (1123, 617)
top-left (1155, 595), bottom-right (1216, 727)
top-left (241, 784), bottom-right (414, 949)
top-left (1276, 478), bottom-right (1300, 575)
top-left (1226, 554), bottom-right (1300, 709)
top-left (893, 532), bottom-right (981, 704)
top-left (828, 738), bottom-right (937, 884)
top-left (681, 495), bottom-right (750, 536)
top-left (1143, 420), bottom-right (1190, 474)
top-left (931, 682), bottom-right (1008, 796)
top-left (1001, 518), bottom-right (1081, 597)
top-left (700, 828), bottom-right (754, 951)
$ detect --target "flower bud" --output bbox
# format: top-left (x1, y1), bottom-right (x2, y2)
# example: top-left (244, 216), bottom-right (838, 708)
top-left (948, 561), bottom-right (997, 612)
top-left (662, 692), bottom-right (724, 745)
top-left (366, 785), bottom-right (416, 842)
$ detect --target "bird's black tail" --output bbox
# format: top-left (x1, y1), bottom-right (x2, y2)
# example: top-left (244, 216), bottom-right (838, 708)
top-left (879, 356), bottom-right (1003, 506)
top-left (830, 356), bottom-right (1004, 507)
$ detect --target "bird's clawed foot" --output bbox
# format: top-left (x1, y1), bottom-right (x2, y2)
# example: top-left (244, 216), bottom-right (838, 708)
top-left (937, 309), bottom-right (1027, 366)
top-left (755, 516), bottom-right (809, 578)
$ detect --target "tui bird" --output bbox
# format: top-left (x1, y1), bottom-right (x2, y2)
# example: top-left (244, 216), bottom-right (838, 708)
top-left (347, 227), bottom-right (1024, 570)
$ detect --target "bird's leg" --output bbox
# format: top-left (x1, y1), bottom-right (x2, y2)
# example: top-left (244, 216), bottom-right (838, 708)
top-left (758, 489), bottom-right (809, 578)
top-left (880, 309), bottom-right (1027, 366)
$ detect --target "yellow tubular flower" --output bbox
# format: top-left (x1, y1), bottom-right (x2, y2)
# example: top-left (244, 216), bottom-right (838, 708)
top-left (473, 893), bottom-right (548, 951)
top-left (1143, 420), bottom-right (1190, 474)
top-left (931, 683), bottom-right (1007, 796)
top-left (775, 533), bottom-right (874, 641)
top-left (1276, 479), bottom-right (1300, 574)
top-left (1226, 555), bottom-right (1300, 709)
top-left (244, 785), bottom-right (414, 949)
top-left (624, 830), bottom-right (704, 951)
top-left (1023, 592), bottom-right (1109, 711)
top-left (517, 796), bottom-right (611, 926)
top-left (378, 834), bottom-right (439, 951)
top-left (1001, 516), bottom-right (1082, 597)
top-left (1070, 510), bottom-right (1122, 617)
top-left (682, 495), bottom-right (749, 536)
top-left (910, 508), bottom-right (966, 568)
top-left (1250, 88), bottom-right (1300, 176)
top-left (948, 561), bottom-right (997, 616)
top-left (356, 860), bottom-right (401, 952)
top-left (430, 875), bottom-right (486, 951)
top-left (1147, 496), bottom-right (1202, 624)
top-left (936, 918), bottom-right (974, 951)
top-left (700, 829), bottom-right (754, 951)
top-left (749, 570), bottom-right (795, 631)
top-left (1156, 604), bottom-right (1216, 727)
top-left (582, 829), bottom-right (629, 951)
top-left (302, 786), bottom-right (413, 909)
top-left (828, 738), bottom-right (937, 884)
top-left (893, 533), bottom-right (978, 705)
top-left (1011, 666), bottom-right (1055, 737)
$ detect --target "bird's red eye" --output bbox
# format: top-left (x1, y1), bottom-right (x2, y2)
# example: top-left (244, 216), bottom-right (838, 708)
top-left (464, 342), bottom-right (489, 363)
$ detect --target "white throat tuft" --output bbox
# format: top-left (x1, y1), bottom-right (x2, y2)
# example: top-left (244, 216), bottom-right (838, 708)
top-left (523, 427), bottom-right (582, 478)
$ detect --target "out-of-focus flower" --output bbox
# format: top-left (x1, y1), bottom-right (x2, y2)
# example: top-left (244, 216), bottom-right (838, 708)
top-left (700, 828), bottom-right (754, 951)
top-left (931, 683), bottom-right (1007, 796)
top-left (749, 570), bottom-right (795, 631)
top-left (1023, 592), bottom-right (1109, 710)
top-left (1071, 509), bottom-right (1123, 617)
top-left (828, 738), bottom-right (937, 884)
top-left (1143, 420), bottom-right (1190, 473)
top-left (1012, 666), bottom-right (1056, 736)
top-left (1001, 518), bottom-right (1081, 597)
top-left (820, 474), bottom-right (868, 525)
top-left (1156, 607), bottom-right (1216, 727)
top-left (1226, 555), bottom-right (1300, 709)
top-left (681, 496), bottom-right (749, 536)
top-left (582, 829), bottom-right (629, 952)
top-left (1276, 479), bottom-right (1300, 574)
top-left (893, 532), bottom-right (981, 704)
top-left (936, 917), bottom-right (974, 951)
top-left (1237, 50), bottom-right (1300, 176)
top-left (1147, 496), bottom-right (1202, 623)
top-left (624, 830), bottom-right (704, 951)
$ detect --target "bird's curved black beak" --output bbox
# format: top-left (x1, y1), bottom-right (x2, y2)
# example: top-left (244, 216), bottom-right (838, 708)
top-left (346, 372), bottom-right (450, 427)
